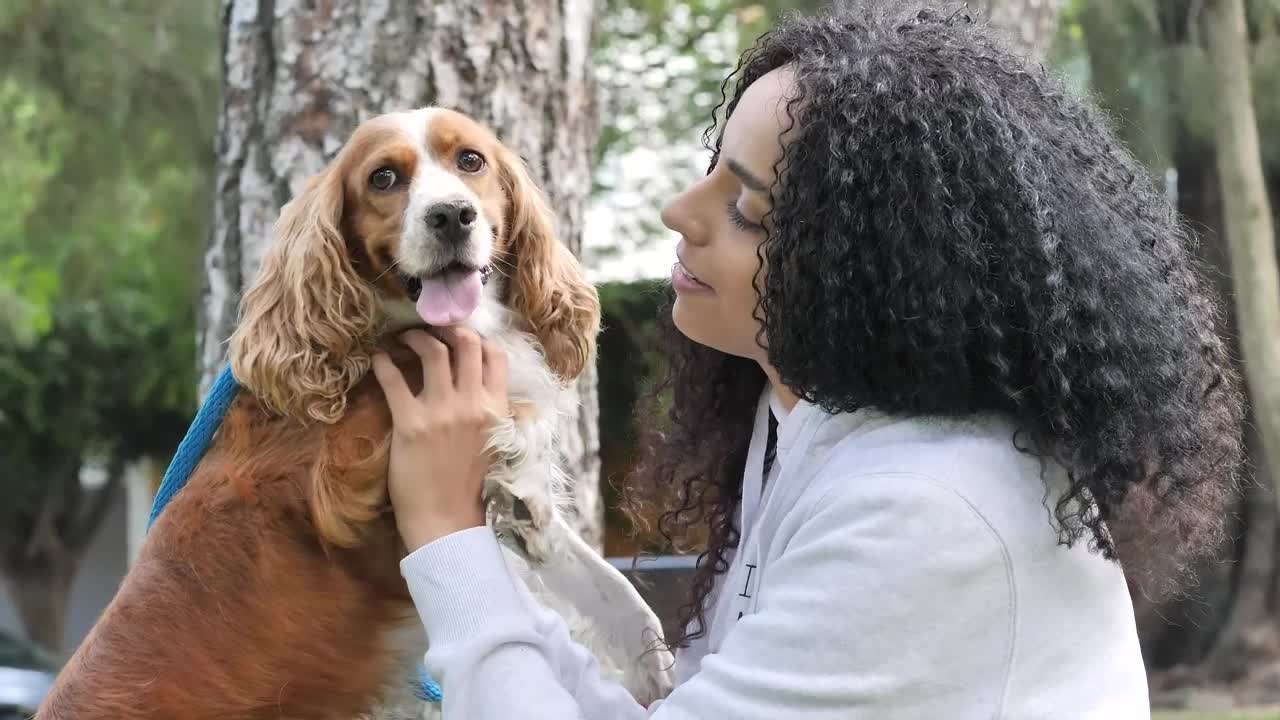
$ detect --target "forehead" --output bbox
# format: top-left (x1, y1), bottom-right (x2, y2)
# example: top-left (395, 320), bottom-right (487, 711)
top-left (373, 107), bottom-right (503, 160)
top-left (720, 67), bottom-right (797, 178)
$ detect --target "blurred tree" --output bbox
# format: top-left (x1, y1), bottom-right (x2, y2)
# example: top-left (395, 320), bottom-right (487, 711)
top-left (588, 0), bottom-right (824, 270)
top-left (1193, 0), bottom-right (1280, 693)
top-left (973, 0), bottom-right (1065, 57)
top-left (0, 0), bottom-right (218, 652)
top-left (1209, 0), bottom-right (1280, 531)
top-left (1059, 0), bottom-right (1280, 697)
top-left (204, 0), bottom-right (603, 547)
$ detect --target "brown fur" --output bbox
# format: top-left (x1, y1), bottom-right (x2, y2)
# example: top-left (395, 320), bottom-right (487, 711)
top-left (38, 346), bottom-right (423, 719)
top-left (37, 108), bottom-right (601, 719)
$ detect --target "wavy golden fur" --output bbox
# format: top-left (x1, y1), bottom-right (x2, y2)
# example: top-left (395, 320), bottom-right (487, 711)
top-left (497, 148), bottom-right (600, 382)
top-left (39, 107), bottom-right (609, 719)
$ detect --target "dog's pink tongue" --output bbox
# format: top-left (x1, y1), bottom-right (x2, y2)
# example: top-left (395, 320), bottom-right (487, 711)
top-left (415, 268), bottom-right (482, 326)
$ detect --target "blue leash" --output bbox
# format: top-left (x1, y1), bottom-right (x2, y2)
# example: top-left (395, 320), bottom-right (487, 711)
top-left (147, 364), bottom-right (241, 529)
top-left (149, 362), bottom-right (443, 704)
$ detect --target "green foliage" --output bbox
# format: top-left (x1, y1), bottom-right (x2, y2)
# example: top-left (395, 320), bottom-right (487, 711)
top-left (1057, 0), bottom-right (1280, 174)
top-left (596, 280), bottom-right (668, 531)
top-left (0, 255), bottom-right (60, 348)
top-left (0, 77), bottom-right (69, 345)
top-left (589, 1), bottom-right (824, 269)
top-left (0, 0), bottom-right (219, 548)
top-left (597, 280), bottom-right (669, 445)
top-left (0, 302), bottom-right (194, 528)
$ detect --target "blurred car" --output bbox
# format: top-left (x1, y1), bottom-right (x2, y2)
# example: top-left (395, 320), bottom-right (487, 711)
top-left (0, 630), bottom-right (56, 719)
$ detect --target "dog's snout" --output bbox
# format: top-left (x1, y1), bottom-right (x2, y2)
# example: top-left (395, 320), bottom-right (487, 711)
top-left (425, 201), bottom-right (477, 244)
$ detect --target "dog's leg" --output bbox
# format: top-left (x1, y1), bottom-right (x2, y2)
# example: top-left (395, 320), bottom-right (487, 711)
top-left (482, 410), bottom-right (562, 564)
top-left (514, 515), bottom-right (676, 706)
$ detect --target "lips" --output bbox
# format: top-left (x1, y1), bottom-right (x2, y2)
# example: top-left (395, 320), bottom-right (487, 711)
top-left (672, 260), bottom-right (713, 291)
top-left (679, 263), bottom-right (705, 285)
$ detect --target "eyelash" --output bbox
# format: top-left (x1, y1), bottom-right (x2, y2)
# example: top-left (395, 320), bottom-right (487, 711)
top-left (726, 200), bottom-right (764, 232)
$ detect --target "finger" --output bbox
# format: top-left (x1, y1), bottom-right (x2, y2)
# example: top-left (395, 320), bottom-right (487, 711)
top-left (481, 340), bottom-right (509, 399)
top-left (399, 330), bottom-right (452, 399)
top-left (370, 352), bottom-right (416, 419)
top-left (437, 326), bottom-right (483, 392)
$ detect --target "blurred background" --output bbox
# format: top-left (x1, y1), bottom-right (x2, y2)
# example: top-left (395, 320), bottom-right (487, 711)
top-left (2, 0), bottom-right (1280, 717)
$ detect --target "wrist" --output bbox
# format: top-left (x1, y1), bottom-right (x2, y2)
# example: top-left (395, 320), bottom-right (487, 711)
top-left (398, 508), bottom-right (485, 553)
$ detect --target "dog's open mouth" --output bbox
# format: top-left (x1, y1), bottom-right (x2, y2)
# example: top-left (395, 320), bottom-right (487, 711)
top-left (399, 262), bottom-right (493, 327)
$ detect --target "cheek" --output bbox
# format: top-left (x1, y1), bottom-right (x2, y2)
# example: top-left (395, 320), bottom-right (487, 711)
top-left (350, 200), bottom-right (409, 285)
top-left (479, 189), bottom-right (507, 240)
top-left (672, 241), bottom-right (767, 357)
top-left (725, 241), bottom-right (766, 315)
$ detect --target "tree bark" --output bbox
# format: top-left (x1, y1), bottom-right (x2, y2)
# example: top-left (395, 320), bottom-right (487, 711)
top-left (1, 454), bottom-right (124, 654)
top-left (1207, 0), bottom-right (1280, 508)
top-left (974, 0), bottom-right (1064, 58)
top-left (7, 556), bottom-right (75, 654)
top-left (202, 0), bottom-right (603, 548)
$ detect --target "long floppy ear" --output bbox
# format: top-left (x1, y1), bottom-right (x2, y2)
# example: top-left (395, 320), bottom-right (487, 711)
top-left (228, 169), bottom-right (378, 423)
top-left (498, 151), bottom-right (601, 383)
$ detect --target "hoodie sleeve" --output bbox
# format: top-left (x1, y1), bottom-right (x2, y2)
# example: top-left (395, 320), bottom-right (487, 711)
top-left (400, 527), bottom-right (651, 719)
top-left (400, 471), bottom-right (1014, 720)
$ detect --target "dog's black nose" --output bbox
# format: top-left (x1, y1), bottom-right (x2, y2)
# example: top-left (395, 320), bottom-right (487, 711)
top-left (424, 201), bottom-right (477, 244)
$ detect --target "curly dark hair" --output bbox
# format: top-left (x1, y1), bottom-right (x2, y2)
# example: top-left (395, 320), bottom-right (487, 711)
top-left (622, 1), bottom-right (1245, 650)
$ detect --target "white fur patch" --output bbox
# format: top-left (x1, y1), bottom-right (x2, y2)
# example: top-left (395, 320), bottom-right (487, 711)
top-left (387, 108), bottom-right (493, 277)
top-left (363, 107), bottom-right (673, 717)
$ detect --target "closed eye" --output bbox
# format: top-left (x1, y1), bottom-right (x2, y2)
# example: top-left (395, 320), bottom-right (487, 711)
top-left (726, 200), bottom-right (764, 232)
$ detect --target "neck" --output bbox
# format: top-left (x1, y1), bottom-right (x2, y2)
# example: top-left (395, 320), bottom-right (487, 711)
top-left (761, 363), bottom-right (800, 414)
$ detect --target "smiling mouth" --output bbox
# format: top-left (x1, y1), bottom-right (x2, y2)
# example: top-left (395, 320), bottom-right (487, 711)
top-left (399, 262), bottom-right (493, 302)
top-left (397, 262), bottom-right (495, 327)
top-left (674, 261), bottom-right (712, 290)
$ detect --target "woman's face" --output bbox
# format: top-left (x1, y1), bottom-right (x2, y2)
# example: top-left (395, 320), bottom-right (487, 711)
top-left (661, 67), bottom-right (795, 362)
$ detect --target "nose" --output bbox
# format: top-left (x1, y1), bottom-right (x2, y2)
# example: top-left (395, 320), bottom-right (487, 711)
top-left (660, 182), bottom-right (708, 245)
top-left (424, 201), bottom-right (477, 244)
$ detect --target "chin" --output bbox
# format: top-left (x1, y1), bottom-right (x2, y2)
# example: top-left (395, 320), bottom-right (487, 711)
top-left (671, 298), bottom-right (734, 355)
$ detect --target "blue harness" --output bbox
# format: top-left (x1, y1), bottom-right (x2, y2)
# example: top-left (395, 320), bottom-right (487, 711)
top-left (148, 363), bottom-right (444, 704)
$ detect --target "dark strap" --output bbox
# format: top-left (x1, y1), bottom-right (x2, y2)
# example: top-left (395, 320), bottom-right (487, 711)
top-left (762, 410), bottom-right (779, 484)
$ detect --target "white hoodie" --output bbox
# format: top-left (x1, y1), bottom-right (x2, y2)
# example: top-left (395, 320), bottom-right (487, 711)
top-left (401, 388), bottom-right (1151, 719)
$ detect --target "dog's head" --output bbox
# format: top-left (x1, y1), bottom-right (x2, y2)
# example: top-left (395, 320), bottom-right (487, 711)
top-left (229, 108), bottom-right (599, 423)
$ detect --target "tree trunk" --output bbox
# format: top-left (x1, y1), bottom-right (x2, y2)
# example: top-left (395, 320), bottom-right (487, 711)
top-left (1207, 0), bottom-right (1280, 513)
top-left (1079, 0), bottom-right (1172, 177)
top-left (1204, 419), bottom-right (1278, 681)
top-left (974, 0), bottom-right (1064, 58)
top-left (1189, 0), bottom-right (1280, 688)
top-left (1, 455), bottom-right (124, 654)
top-left (8, 557), bottom-right (76, 654)
top-left (201, 0), bottom-right (603, 548)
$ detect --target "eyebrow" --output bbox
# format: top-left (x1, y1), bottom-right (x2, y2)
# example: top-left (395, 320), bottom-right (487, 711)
top-left (726, 158), bottom-right (768, 193)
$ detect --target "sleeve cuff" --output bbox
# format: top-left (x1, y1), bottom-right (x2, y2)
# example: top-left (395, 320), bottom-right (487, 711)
top-left (399, 526), bottom-right (530, 645)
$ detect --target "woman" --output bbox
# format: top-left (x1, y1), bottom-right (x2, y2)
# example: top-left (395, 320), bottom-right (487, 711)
top-left (371, 3), bottom-right (1244, 718)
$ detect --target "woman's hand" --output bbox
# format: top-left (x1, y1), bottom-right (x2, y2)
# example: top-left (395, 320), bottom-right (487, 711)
top-left (372, 327), bottom-right (510, 553)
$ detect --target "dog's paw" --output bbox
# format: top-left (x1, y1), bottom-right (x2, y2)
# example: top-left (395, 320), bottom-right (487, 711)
top-left (487, 487), bottom-right (557, 564)
top-left (481, 412), bottom-right (565, 565)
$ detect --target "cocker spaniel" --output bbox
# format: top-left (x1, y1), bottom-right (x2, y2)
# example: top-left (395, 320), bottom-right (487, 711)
top-left (37, 107), bottom-right (672, 719)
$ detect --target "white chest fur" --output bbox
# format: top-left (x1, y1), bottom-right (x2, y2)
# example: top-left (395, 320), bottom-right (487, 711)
top-left (371, 296), bottom-right (673, 718)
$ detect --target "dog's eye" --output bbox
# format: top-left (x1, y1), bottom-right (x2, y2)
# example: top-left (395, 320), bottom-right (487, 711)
top-left (457, 150), bottom-right (486, 174)
top-left (369, 167), bottom-right (398, 191)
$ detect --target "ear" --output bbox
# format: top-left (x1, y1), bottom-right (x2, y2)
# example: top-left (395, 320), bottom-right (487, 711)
top-left (228, 169), bottom-right (378, 423)
top-left (498, 151), bottom-right (601, 383)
